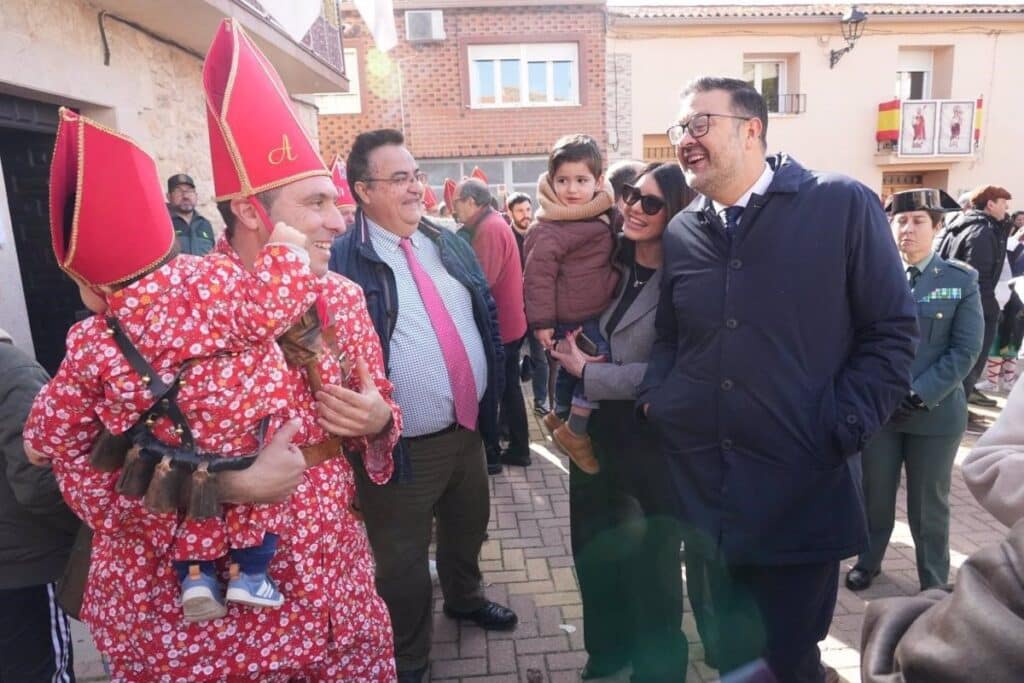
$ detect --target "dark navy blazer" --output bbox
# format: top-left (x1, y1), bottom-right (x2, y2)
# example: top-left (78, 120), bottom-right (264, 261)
top-left (639, 155), bottom-right (918, 565)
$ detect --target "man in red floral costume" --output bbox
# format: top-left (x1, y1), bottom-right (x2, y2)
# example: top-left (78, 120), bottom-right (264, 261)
top-left (30, 19), bottom-right (401, 682)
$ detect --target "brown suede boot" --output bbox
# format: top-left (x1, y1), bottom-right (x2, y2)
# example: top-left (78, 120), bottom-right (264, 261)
top-left (542, 411), bottom-right (564, 438)
top-left (552, 425), bottom-right (600, 474)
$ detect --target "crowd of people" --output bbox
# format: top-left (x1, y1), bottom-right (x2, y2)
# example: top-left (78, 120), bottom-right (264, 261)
top-left (3, 16), bottom-right (1024, 683)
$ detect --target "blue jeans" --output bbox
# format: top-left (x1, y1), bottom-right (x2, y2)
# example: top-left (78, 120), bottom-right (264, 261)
top-left (174, 532), bottom-right (279, 580)
top-left (554, 320), bottom-right (610, 412)
top-left (526, 334), bottom-right (550, 411)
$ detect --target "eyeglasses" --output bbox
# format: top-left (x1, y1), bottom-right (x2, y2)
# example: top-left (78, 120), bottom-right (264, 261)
top-left (362, 171), bottom-right (428, 190)
top-left (621, 184), bottom-right (666, 216)
top-left (666, 113), bottom-right (754, 145)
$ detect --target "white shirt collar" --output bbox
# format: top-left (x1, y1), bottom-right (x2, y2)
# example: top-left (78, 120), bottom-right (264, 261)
top-left (712, 162), bottom-right (775, 222)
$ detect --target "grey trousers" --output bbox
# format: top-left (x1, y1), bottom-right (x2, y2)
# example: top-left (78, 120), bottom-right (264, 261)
top-left (353, 427), bottom-right (490, 672)
top-left (857, 428), bottom-right (961, 590)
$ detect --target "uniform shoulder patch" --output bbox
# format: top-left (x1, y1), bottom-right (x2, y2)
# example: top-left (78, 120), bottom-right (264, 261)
top-left (945, 259), bottom-right (976, 274)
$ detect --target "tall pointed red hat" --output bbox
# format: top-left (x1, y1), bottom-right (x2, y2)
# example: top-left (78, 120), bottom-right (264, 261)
top-left (329, 155), bottom-right (355, 208)
top-left (49, 108), bottom-right (175, 288)
top-left (470, 166), bottom-right (488, 184)
top-left (422, 183), bottom-right (439, 211)
top-left (203, 18), bottom-right (328, 201)
top-left (443, 178), bottom-right (457, 214)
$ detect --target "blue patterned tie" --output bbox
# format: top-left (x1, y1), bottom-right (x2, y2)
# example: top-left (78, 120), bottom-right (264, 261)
top-left (723, 205), bottom-right (744, 236)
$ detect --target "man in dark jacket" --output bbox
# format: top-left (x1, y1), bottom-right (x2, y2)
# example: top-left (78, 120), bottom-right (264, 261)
top-left (329, 129), bottom-right (513, 683)
top-left (0, 328), bottom-right (80, 682)
top-left (166, 173), bottom-right (215, 256)
top-left (935, 184), bottom-right (1013, 408)
top-left (639, 77), bottom-right (917, 683)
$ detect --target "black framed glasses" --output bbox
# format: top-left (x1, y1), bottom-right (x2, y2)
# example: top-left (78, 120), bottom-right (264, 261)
top-left (622, 184), bottom-right (666, 216)
top-left (363, 171), bottom-right (428, 190)
top-left (666, 113), bottom-right (754, 145)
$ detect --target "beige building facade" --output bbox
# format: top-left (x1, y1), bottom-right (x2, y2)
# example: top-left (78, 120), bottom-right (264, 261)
top-left (0, 0), bottom-right (345, 371)
top-left (608, 3), bottom-right (1024, 203)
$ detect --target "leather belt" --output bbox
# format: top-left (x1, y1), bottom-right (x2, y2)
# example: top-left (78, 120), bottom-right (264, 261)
top-left (404, 423), bottom-right (467, 443)
top-left (301, 436), bottom-right (343, 469)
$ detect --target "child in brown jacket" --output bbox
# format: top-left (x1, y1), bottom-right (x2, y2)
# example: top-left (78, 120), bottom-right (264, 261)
top-left (524, 134), bottom-right (618, 473)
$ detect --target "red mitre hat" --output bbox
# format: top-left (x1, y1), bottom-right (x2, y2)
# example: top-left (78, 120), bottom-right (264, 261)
top-left (49, 108), bottom-right (175, 288)
top-left (422, 183), bottom-right (439, 211)
top-left (329, 155), bottom-right (356, 208)
top-left (203, 18), bottom-right (328, 201)
top-left (443, 178), bottom-right (457, 213)
top-left (470, 166), bottom-right (488, 183)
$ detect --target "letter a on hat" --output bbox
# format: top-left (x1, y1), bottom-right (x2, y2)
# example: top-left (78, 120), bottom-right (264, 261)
top-left (203, 18), bottom-right (328, 201)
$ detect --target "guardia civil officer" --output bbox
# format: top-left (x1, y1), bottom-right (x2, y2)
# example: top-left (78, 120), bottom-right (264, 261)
top-left (846, 188), bottom-right (984, 593)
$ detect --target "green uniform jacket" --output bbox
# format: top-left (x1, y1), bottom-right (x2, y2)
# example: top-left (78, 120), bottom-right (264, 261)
top-left (895, 255), bottom-right (984, 435)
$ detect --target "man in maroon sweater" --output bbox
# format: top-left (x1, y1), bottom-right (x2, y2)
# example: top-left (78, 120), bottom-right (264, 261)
top-left (454, 178), bottom-right (531, 472)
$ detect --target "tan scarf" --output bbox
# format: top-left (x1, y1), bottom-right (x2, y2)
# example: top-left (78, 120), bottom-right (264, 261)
top-left (534, 172), bottom-right (614, 223)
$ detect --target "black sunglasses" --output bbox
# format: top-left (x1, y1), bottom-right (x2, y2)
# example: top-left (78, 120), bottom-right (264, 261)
top-left (622, 184), bottom-right (666, 216)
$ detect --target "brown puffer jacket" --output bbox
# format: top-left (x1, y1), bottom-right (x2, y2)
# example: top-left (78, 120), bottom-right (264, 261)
top-left (523, 217), bottom-right (618, 329)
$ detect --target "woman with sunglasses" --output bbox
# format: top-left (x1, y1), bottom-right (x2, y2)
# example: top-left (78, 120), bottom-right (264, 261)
top-left (550, 162), bottom-right (698, 681)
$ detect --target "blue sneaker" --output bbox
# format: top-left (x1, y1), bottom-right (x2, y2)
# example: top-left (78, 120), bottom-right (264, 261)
top-left (225, 567), bottom-right (284, 609)
top-left (180, 564), bottom-right (227, 622)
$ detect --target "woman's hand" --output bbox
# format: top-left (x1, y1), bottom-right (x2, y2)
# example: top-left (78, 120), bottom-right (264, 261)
top-left (534, 328), bottom-right (555, 350)
top-left (548, 328), bottom-right (606, 378)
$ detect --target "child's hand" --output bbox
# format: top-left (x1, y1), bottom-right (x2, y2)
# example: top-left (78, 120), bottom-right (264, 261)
top-left (534, 328), bottom-right (554, 350)
top-left (268, 221), bottom-right (308, 250)
top-left (24, 442), bottom-right (52, 468)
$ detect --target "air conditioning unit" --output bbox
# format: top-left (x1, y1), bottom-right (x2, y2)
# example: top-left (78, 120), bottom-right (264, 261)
top-left (405, 10), bottom-right (445, 43)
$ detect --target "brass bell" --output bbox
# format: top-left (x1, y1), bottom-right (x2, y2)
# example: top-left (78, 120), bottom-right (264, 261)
top-left (174, 425), bottom-right (185, 436)
top-left (141, 375), bottom-right (151, 385)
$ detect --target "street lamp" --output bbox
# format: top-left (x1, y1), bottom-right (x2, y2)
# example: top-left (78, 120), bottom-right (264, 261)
top-left (830, 6), bottom-right (868, 69)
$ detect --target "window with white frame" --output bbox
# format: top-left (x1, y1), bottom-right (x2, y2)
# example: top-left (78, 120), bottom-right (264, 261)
top-left (468, 43), bottom-right (579, 108)
top-left (313, 48), bottom-right (361, 115)
top-left (743, 60), bottom-right (786, 113)
top-left (895, 48), bottom-right (933, 100)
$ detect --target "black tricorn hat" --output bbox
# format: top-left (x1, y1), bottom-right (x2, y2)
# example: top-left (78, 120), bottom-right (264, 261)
top-left (885, 188), bottom-right (961, 215)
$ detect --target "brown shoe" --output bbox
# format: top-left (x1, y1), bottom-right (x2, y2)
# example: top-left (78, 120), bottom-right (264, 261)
top-left (553, 425), bottom-right (600, 474)
top-left (542, 411), bottom-right (564, 438)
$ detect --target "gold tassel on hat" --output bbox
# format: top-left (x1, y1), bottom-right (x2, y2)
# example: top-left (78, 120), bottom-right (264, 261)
top-left (143, 455), bottom-right (185, 514)
top-left (90, 428), bottom-right (131, 472)
top-left (187, 461), bottom-right (220, 520)
top-left (115, 447), bottom-right (157, 498)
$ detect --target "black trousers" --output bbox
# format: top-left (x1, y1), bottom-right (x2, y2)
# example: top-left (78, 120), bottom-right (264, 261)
top-left (570, 400), bottom-right (688, 681)
top-left (701, 558), bottom-right (839, 683)
top-left (491, 337), bottom-right (530, 465)
top-left (964, 308), bottom-right (999, 393)
top-left (0, 582), bottom-right (76, 683)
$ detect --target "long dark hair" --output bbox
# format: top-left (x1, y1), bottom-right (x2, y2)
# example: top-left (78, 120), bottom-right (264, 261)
top-left (615, 162), bottom-right (695, 267)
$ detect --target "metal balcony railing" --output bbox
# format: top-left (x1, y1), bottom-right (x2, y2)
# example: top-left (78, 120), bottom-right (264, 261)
top-left (764, 93), bottom-right (807, 114)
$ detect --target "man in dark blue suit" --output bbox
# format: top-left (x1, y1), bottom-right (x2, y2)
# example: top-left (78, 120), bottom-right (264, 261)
top-left (639, 77), bottom-right (918, 682)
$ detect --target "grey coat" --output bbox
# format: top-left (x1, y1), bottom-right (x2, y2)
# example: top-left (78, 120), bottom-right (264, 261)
top-left (582, 266), bottom-right (662, 402)
top-left (0, 333), bottom-right (80, 589)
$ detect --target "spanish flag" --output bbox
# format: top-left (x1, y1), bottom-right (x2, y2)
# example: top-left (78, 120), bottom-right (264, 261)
top-left (876, 99), bottom-right (900, 142)
top-left (974, 96), bottom-right (984, 148)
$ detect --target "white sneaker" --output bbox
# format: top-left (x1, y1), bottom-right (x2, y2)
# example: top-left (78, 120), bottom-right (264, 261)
top-left (974, 379), bottom-right (1000, 393)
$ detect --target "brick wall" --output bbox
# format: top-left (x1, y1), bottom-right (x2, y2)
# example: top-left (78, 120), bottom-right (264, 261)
top-left (318, 5), bottom-right (606, 161)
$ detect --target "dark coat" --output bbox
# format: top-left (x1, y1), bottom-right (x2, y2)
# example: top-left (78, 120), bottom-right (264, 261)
top-left (638, 155), bottom-right (918, 565)
top-left (328, 210), bottom-right (504, 483)
top-left (0, 335), bottom-right (80, 589)
top-left (168, 207), bottom-right (215, 256)
top-left (935, 210), bottom-right (1004, 316)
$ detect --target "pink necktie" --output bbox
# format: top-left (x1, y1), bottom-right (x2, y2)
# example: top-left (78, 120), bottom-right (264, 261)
top-left (398, 237), bottom-right (479, 430)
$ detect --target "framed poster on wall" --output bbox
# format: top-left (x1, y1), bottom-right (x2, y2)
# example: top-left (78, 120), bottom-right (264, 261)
top-left (899, 100), bottom-right (937, 156)
top-left (937, 100), bottom-right (975, 155)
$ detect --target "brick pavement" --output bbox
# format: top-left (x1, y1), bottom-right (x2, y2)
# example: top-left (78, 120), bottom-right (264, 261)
top-left (71, 396), bottom-right (1011, 682)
